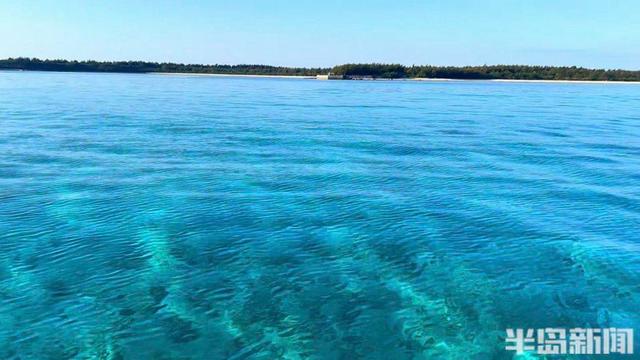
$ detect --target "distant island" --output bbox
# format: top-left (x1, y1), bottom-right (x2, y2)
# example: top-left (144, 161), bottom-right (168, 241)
top-left (2, 58), bottom-right (640, 81)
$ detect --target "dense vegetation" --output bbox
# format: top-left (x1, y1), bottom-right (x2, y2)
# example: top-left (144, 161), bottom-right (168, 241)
top-left (2, 58), bottom-right (640, 81)
top-left (331, 64), bottom-right (406, 79)
top-left (333, 63), bottom-right (640, 81)
top-left (0, 58), bottom-right (327, 76)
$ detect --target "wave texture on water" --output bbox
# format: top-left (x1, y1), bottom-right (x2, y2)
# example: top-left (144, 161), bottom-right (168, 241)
top-left (0, 72), bottom-right (639, 359)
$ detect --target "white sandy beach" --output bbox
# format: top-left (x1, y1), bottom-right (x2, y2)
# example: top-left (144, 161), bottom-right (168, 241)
top-left (151, 72), bottom-right (314, 79)
top-left (412, 78), bottom-right (640, 84)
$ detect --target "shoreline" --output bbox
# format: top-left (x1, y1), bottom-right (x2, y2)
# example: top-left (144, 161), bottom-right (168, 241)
top-left (4, 69), bottom-right (640, 84)
top-left (388, 77), bottom-right (640, 84)
top-left (152, 72), bottom-right (640, 84)
top-left (151, 72), bottom-right (315, 79)
top-left (480, 78), bottom-right (640, 84)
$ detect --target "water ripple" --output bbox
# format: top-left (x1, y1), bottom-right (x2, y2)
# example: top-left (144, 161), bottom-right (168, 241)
top-left (0, 71), bottom-right (639, 358)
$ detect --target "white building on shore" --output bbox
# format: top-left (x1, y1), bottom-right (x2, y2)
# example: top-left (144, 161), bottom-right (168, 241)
top-left (316, 72), bottom-right (344, 80)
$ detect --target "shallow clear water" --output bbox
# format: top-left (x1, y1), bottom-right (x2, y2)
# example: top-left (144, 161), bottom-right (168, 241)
top-left (1, 71), bottom-right (639, 359)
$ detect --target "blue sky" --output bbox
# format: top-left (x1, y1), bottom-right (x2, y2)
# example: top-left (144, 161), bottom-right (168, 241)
top-left (1, 0), bottom-right (638, 69)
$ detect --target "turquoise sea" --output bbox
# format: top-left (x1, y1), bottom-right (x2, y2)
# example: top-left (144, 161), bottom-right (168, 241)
top-left (1, 71), bottom-right (639, 359)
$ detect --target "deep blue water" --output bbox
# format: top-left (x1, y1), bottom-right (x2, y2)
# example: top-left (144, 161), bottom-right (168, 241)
top-left (0, 71), bottom-right (639, 359)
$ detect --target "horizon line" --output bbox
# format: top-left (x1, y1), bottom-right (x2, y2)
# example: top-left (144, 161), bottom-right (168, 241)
top-left (2, 57), bottom-right (639, 72)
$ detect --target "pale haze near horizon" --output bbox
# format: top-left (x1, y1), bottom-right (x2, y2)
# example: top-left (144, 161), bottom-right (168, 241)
top-left (1, 0), bottom-right (639, 70)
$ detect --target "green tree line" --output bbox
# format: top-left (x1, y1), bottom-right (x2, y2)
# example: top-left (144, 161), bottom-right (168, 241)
top-left (0, 58), bottom-right (327, 76)
top-left (2, 58), bottom-right (639, 81)
top-left (332, 63), bottom-right (640, 81)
